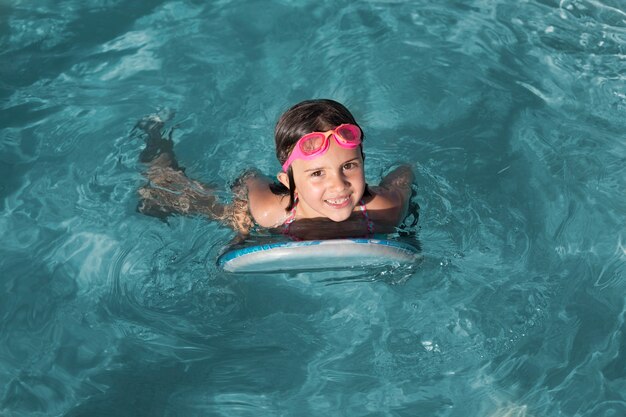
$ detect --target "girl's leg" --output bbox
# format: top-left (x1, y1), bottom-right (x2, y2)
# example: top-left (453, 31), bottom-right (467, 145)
top-left (133, 113), bottom-right (180, 170)
top-left (134, 113), bottom-right (225, 220)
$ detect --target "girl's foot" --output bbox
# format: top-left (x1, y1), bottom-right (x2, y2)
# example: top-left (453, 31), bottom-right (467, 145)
top-left (133, 111), bottom-right (180, 170)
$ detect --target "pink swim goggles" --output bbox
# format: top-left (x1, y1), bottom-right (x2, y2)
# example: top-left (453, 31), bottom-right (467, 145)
top-left (282, 124), bottom-right (362, 172)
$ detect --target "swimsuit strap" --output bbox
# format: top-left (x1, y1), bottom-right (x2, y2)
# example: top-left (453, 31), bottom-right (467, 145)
top-left (282, 196), bottom-right (299, 238)
top-left (283, 196), bottom-right (298, 225)
top-left (358, 198), bottom-right (375, 235)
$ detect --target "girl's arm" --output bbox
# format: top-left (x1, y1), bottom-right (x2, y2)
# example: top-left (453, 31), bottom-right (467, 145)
top-left (379, 165), bottom-right (414, 208)
top-left (366, 165), bottom-right (415, 228)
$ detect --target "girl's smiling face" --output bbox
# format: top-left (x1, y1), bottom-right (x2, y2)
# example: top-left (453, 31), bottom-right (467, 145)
top-left (285, 139), bottom-right (366, 222)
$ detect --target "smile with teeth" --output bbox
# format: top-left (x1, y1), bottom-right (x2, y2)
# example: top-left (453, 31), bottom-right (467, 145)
top-left (324, 196), bottom-right (351, 207)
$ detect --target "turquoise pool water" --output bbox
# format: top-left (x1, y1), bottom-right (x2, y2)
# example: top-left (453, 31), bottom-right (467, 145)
top-left (1, 0), bottom-right (625, 416)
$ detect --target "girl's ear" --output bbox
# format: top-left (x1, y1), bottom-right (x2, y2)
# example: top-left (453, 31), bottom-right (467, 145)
top-left (277, 172), bottom-right (290, 188)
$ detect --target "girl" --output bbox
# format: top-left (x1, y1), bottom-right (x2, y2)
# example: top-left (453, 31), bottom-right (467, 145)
top-left (135, 99), bottom-right (415, 241)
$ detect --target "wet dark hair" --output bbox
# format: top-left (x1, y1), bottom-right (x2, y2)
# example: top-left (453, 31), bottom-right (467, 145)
top-left (270, 99), bottom-right (370, 211)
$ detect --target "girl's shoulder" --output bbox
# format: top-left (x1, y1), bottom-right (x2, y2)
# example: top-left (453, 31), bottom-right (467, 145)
top-left (242, 174), bottom-right (289, 228)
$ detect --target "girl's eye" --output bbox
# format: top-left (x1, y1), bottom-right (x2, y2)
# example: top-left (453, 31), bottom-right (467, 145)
top-left (310, 170), bottom-right (323, 177)
top-left (343, 162), bottom-right (358, 170)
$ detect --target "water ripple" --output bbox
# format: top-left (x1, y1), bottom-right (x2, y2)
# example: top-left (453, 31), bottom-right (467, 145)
top-left (1, 0), bottom-right (625, 415)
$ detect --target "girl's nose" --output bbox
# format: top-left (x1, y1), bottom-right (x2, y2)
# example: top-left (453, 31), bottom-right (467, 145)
top-left (329, 171), bottom-right (349, 191)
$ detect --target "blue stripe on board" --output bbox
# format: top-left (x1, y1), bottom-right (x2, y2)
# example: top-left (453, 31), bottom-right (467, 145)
top-left (216, 238), bottom-right (418, 267)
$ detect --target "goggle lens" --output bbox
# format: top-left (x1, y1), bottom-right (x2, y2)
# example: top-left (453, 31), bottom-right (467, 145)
top-left (300, 133), bottom-right (326, 155)
top-left (335, 124), bottom-right (360, 143)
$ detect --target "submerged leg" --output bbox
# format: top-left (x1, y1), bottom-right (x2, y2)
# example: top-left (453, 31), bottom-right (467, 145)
top-left (133, 112), bottom-right (224, 220)
top-left (138, 166), bottom-right (226, 219)
top-left (133, 112), bottom-right (181, 170)
top-left (132, 111), bottom-right (254, 234)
